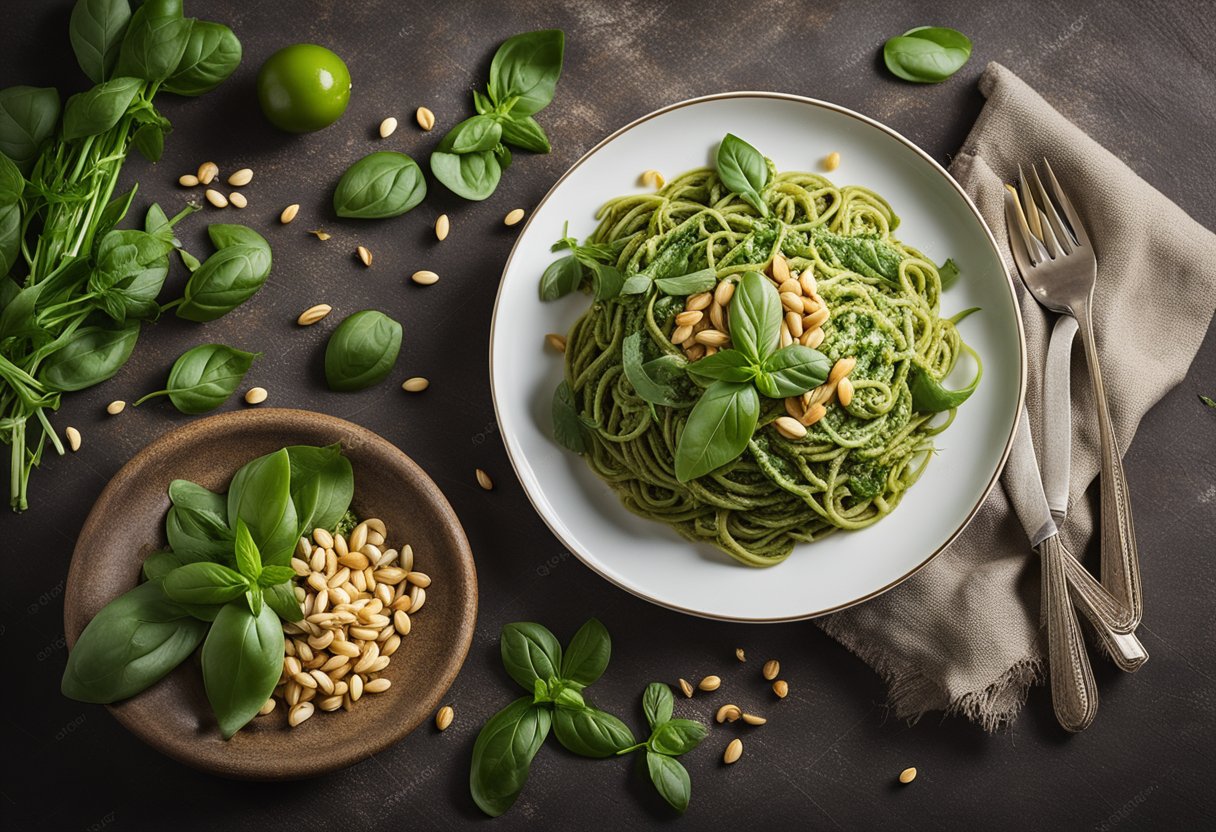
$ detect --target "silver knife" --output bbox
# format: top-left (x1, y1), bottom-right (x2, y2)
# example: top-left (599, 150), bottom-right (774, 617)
top-left (1042, 315), bottom-right (1078, 522)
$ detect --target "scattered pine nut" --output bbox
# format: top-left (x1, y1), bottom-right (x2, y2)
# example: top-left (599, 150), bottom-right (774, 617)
top-left (280, 204), bottom-right (300, 224)
top-left (899, 767), bottom-right (917, 784)
top-left (106, 400), bottom-right (126, 416)
top-left (356, 245), bottom-right (372, 267)
top-left (227, 168), bottom-right (253, 187)
top-left (640, 169), bottom-right (665, 188)
top-left (475, 468), bottom-right (494, 491)
top-left (698, 675), bottom-right (721, 692)
top-left (228, 191), bottom-right (247, 209)
top-left (365, 678), bottom-right (391, 694)
top-left (715, 704), bottom-right (742, 723)
top-left (762, 660), bottom-right (780, 680)
top-left (741, 713), bottom-right (767, 725)
top-left (772, 679), bottom-right (789, 698)
top-left (178, 174), bottom-right (199, 187)
top-left (435, 705), bottom-right (454, 731)
top-left (197, 161), bottom-right (219, 184)
top-left (204, 188), bottom-right (228, 208)
top-left (297, 304), bottom-right (332, 326)
top-left (65, 426), bottom-right (81, 452)
top-left (545, 333), bottom-right (567, 352)
top-left (288, 701), bottom-right (314, 726)
top-left (723, 738), bottom-right (743, 764)
top-left (379, 117), bottom-right (399, 138)
top-left (823, 151), bottom-right (841, 172)
top-left (735, 647), bottom-right (746, 662)
top-left (415, 106), bottom-right (435, 131)
top-left (678, 678), bottom-right (694, 698)
top-left (244, 387), bottom-right (268, 405)
top-left (411, 270), bottom-right (439, 285)
top-left (434, 214), bottom-right (450, 241)
top-left (504, 208), bottom-right (526, 226)
top-left (402, 377), bottom-right (429, 393)
top-left (258, 699), bottom-right (276, 716)
top-left (308, 229), bottom-right (331, 240)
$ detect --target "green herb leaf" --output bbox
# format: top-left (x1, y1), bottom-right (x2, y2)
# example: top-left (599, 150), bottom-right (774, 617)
top-left (686, 349), bottom-right (757, 385)
top-left (1201, 395), bottom-right (1216, 409)
top-left (910, 343), bottom-right (982, 412)
top-left (589, 262), bottom-right (624, 301)
top-left (165, 479), bottom-right (233, 562)
top-left (716, 133), bottom-right (770, 217)
top-left (62, 76), bottom-right (143, 141)
top-left (257, 565), bottom-right (296, 587)
top-left (0, 86), bottom-right (61, 174)
top-left (226, 447), bottom-right (298, 567)
top-left (648, 718), bottom-right (708, 756)
top-left (754, 345), bottom-right (830, 399)
top-left (653, 267), bottom-right (717, 296)
top-left (163, 561), bottom-right (250, 606)
top-left (141, 548), bottom-right (207, 581)
top-left (201, 601), bottom-right (284, 739)
top-left (938, 257), bottom-right (960, 290)
top-left (162, 19), bottom-right (242, 96)
top-left (883, 26), bottom-right (972, 84)
top-left (487, 30), bottom-right (564, 117)
top-left (559, 618), bottom-right (611, 687)
top-left (553, 706), bottom-right (636, 757)
top-left (324, 310), bottom-right (403, 392)
top-left (175, 240), bottom-right (273, 322)
top-left (646, 752), bottom-right (691, 813)
top-left (114, 0), bottom-right (192, 83)
top-left (244, 584), bottom-right (263, 616)
top-left (500, 622), bottom-right (563, 692)
top-left (622, 332), bottom-right (686, 407)
top-left (430, 147), bottom-right (501, 201)
top-left (70, 0), bottom-right (134, 84)
top-left (729, 271), bottom-right (781, 363)
top-left (264, 581), bottom-right (304, 622)
top-left (551, 379), bottom-right (588, 454)
top-left (539, 254), bottom-right (583, 301)
top-left (470, 697), bottom-right (552, 817)
top-left (233, 518), bottom-right (261, 579)
top-left (333, 151), bottom-right (426, 219)
top-left (134, 343), bottom-right (258, 413)
top-left (642, 682), bottom-right (674, 730)
top-left (674, 380), bottom-right (759, 482)
top-left (813, 229), bottom-right (904, 284)
top-left (552, 685), bottom-right (586, 711)
top-left (131, 121), bottom-right (165, 162)
top-left (61, 578), bottom-right (206, 703)
top-left (446, 114), bottom-right (504, 153)
top-left (499, 114), bottom-right (550, 153)
top-left (40, 322), bottom-right (139, 392)
top-left (284, 443), bottom-right (354, 532)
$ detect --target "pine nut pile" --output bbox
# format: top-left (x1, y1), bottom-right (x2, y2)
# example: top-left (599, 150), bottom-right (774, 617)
top-left (261, 517), bottom-right (431, 728)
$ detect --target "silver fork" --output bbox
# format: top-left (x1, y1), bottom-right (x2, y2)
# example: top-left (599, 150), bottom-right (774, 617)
top-left (1004, 160), bottom-right (1141, 629)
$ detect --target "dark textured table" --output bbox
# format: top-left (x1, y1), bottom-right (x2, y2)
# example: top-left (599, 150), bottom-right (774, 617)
top-left (3, 2), bottom-right (1214, 829)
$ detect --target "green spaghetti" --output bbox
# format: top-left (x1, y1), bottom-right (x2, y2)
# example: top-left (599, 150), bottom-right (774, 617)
top-left (542, 134), bottom-right (980, 568)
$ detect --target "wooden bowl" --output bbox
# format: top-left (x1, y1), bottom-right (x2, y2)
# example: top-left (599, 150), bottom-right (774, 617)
top-left (63, 408), bottom-right (477, 780)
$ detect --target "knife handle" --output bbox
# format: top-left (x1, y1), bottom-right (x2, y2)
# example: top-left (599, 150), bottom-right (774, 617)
top-left (1062, 547), bottom-right (1148, 672)
top-left (1040, 533), bottom-right (1098, 732)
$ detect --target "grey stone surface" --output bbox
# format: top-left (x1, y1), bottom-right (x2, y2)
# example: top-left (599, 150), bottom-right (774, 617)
top-left (2, 1), bottom-right (1212, 829)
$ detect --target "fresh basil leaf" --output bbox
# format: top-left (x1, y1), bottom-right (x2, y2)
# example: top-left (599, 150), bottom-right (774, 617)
top-left (642, 682), bottom-right (675, 730)
top-left (135, 343), bottom-right (258, 414)
top-left (493, 142), bottom-right (512, 171)
top-left (201, 601), bottom-right (283, 739)
top-left (487, 30), bottom-right (564, 117)
top-left (93, 184), bottom-right (137, 242)
top-left (754, 345), bottom-right (830, 399)
top-left (284, 443), bottom-right (354, 532)
top-left (883, 26), bottom-right (972, 83)
top-left (163, 561), bottom-right (250, 605)
top-left (716, 133), bottom-right (770, 217)
top-left (552, 685), bottom-right (586, 711)
top-left (910, 344), bottom-right (982, 412)
top-left (90, 228), bottom-right (174, 320)
top-left (131, 120), bottom-right (166, 162)
top-left (648, 718), bottom-right (707, 756)
top-left (654, 267), bottom-right (717, 296)
top-left (113, 0), bottom-right (192, 83)
top-left (430, 147), bottom-right (501, 201)
top-left (62, 77), bottom-right (143, 141)
top-left (333, 151), bottom-right (426, 219)
top-left (558, 618), bottom-right (610, 686)
top-left (227, 447), bottom-right (298, 567)
top-left (264, 581), bottom-right (303, 622)
top-left (551, 379), bottom-right (588, 454)
top-left (207, 223), bottom-right (270, 264)
top-left (532, 677), bottom-right (551, 704)
top-left (324, 309), bottom-right (403, 392)
top-left (729, 270), bottom-right (781, 363)
top-left (61, 578), bottom-right (206, 704)
top-left (620, 275), bottom-right (652, 296)
top-left (553, 706), bottom-right (636, 758)
top-left (165, 479), bottom-right (233, 562)
top-left (176, 242), bottom-right (273, 322)
top-left (938, 257), bottom-right (960, 290)
top-left (813, 229), bottom-right (903, 284)
top-left (244, 583), bottom-right (263, 616)
top-left (141, 548), bottom-right (208, 581)
top-left (500, 622), bottom-right (563, 692)
top-left (447, 114), bottom-right (503, 153)
top-left (686, 349), bottom-right (756, 384)
top-left (70, 0), bottom-right (134, 84)
top-left (0, 157), bottom-right (22, 276)
top-left (233, 518), bottom-right (261, 579)
top-left (622, 332), bottom-right (684, 407)
top-left (40, 322), bottom-right (139, 392)
top-left (257, 565), bottom-right (296, 587)
top-left (674, 380), bottom-right (759, 482)
top-left (499, 114), bottom-right (550, 153)
top-left (646, 752), bottom-right (691, 813)
top-left (470, 697), bottom-right (552, 817)
top-left (163, 19), bottom-right (241, 96)
top-left (0, 86), bottom-right (61, 174)
top-left (539, 254), bottom-right (583, 301)
top-left (590, 262), bottom-right (624, 301)
top-left (472, 89), bottom-right (493, 115)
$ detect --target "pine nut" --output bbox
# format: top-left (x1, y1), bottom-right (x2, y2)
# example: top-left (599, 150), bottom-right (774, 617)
top-left (724, 738), bottom-right (743, 764)
top-left (684, 343), bottom-right (706, 361)
top-left (762, 660), bottom-right (780, 680)
top-left (799, 273), bottom-right (818, 295)
top-left (356, 245), bottom-right (372, 266)
top-left (297, 304), bottom-right (332, 326)
top-left (899, 767), bottom-right (917, 784)
top-left (694, 330), bottom-right (729, 347)
top-left (804, 307), bottom-right (830, 329)
top-left (709, 302), bottom-right (728, 332)
top-left (106, 400), bottom-right (125, 415)
top-left (349, 673), bottom-right (364, 701)
top-left (640, 169), bottom-right (665, 188)
top-left (504, 208), bottom-right (526, 226)
top-left (780, 292), bottom-right (804, 314)
top-left (771, 254), bottom-right (791, 283)
top-left (415, 106), bottom-right (435, 131)
top-left (204, 189), bottom-right (228, 208)
top-left (258, 699), bottom-right (276, 716)
top-left (313, 528), bottom-right (334, 548)
top-left (308, 229), bottom-right (331, 240)
top-left (671, 324), bottom-right (694, 344)
top-left (823, 151), bottom-right (841, 172)
top-left (435, 214), bottom-right (449, 240)
top-left (735, 647), bottom-right (746, 662)
top-left (228, 191), bottom-right (247, 208)
top-left (475, 469), bottom-right (494, 490)
top-left (227, 168), bottom-right (253, 187)
top-left (785, 311), bottom-right (803, 338)
top-left (411, 270), bottom-right (439, 285)
top-left (698, 675), bottom-right (721, 692)
top-left (838, 376), bottom-right (855, 407)
top-left (829, 357), bottom-right (857, 383)
top-left (280, 204), bottom-right (299, 224)
top-left (365, 678), bottom-right (391, 694)
top-left (774, 416), bottom-right (807, 440)
top-left (407, 586), bottom-right (426, 613)
top-left (545, 333), bottom-right (567, 352)
top-left (778, 279), bottom-right (801, 296)
top-left (379, 117), bottom-right (398, 138)
top-left (65, 426), bottom-right (81, 452)
top-left (801, 328), bottom-right (825, 349)
top-left (678, 678), bottom-right (694, 698)
top-left (288, 701), bottom-right (315, 726)
top-left (779, 325), bottom-right (793, 349)
top-left (772, 679), bottom-right (789, 698)
top-left (244, 387), bottom-right (268, 405)
top-left (715, 704), bottom-right (742, 723)
top-left (686, 292), bottom-right (713, 311)
top-left (675, 310), bottom-right (703, 327)
top-left (406, 571), bottom-right (431, 588)
top-left (402, 377), bottom-right (429, 393)
top-left (197, 161), bottom-right (218, 184)
top-left (393, 610), bottom-right (412, 635)
top-left (435, 705), bottom-right (454, 731)
top-left (714, 280), bottom-right (735, 307)
top-left (741, 713), bottom-right (767, 725)
top-left (178, 174), bottom-right (199, 187)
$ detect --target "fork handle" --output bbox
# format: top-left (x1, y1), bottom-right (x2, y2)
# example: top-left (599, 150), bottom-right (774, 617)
top-left (1075, 299), bottom-right (1142, 626)
top-left (1061, 544), bottom-right (1148, 672)
top-left (1040, 533), bottom-right (1099, 731)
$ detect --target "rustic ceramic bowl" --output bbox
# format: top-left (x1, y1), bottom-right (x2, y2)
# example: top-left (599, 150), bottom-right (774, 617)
top-left (63, 408), bottom-right (477, 780)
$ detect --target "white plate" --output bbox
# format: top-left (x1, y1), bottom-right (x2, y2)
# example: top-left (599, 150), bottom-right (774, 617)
top-left (490, 93), bottom-right (1025, 622)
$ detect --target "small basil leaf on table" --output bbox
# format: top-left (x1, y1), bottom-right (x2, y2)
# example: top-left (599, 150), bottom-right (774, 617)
top-left (227, 447), bottom-right (299, 567)
top-left (499, 114), bottom-right (550, 153)
top-left (647, 718), bottom-right (708, 756)
top-left (729, 270), bottom-right (782, 363)
top-left (163, 561), bottom-right (250, 606)
top-left (141, 548), bottom-right (208, 581)
top-left (653, 267), bottom-right (717, 296)
top-left (175, 237), bottom-right (272, 321)
top-left (470, 697), bottom-right (552, 818)
top-left (284, 442), bottom-right (354, 532)
top-left (113, 0), bottom-right (192, 83)
top-left (264, 581), bottom-right (304, 622)
top-left (333, 151), bottom-right (426, 219)
top-left (539, 253), bottom-right (583, 301)
top-left (131, 120), bottom-right (165, 162)
top-left (201, 601), bottom-right (284, 739)
top-left (134, 343), bottom-right (259, 414)
top-left (551, 379), bottom-right (588, 454)
top-left (500, 622), bottom-right (563, 691)
top-left (430, 146), bottom-right (502, 201)
top-left (487, 30), bottom-right (565, 117)
top-left (559, 617), bottom-right (611, 686)
top-left (646, 751), bottom-right (692, 813)
top-left (39, 322), bottom-right (139, 392)
top-left (686, 349), bottom-right (756, 385)
top-left (0, 85), bottom-right (61, 174)
top-left (622, 332), bottom-right (686, 407)
top-left (324, 310), bottom-right (403, 392)
top-left (446, 114), bottom-right (503, 153)
top-left (754, 344), bottom-right (830, 399)
top-left (207, 223), bottom-right (271, 267)
top-left (553, 706), bottom-right (636, 758)
top-left (674, 380), bottom-right (760, 483)
top-left (62, 76), bottom-right (143, 141)
top-left (883, 26), bottom-right (972, 84)
top-left (642, 682), bottom-right (674, 729)
top-left (69, 0), bottom-right (134, 84)
top-left (716, 133), bottom-right (770, 217)
top-left (61, 578), bottom-right (207, 703)
top-left (162, 19), bottom-right (242, 96)
top-left (233, 518), bottom-right (261, 579)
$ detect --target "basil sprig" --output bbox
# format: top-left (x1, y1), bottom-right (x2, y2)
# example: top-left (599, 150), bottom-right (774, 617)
top-left (883, 26), bottom-right (972, 84)
top-left (538, 223), bottom-right (624, 301)
top-left (618, 683), bottom-right (708, 812)
top-left (431, 30), bottom-right (564, 201)
top-left (63, 443), bottom-right (355, 739)
top-left (716, 133), bottom-right (772, 216)
top-left (675, 271), bottom-right (830, 481)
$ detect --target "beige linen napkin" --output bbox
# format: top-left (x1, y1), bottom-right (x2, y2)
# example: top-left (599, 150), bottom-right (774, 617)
top-left (817, 62), bottom-right (1216, 730)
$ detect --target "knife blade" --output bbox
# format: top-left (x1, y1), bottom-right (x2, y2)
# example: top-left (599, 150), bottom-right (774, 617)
top-left (1042, 314), bottom-right (1079, 522)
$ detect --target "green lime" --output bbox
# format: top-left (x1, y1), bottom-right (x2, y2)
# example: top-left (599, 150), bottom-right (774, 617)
top-left (257, 44), bottom-right (351, 133)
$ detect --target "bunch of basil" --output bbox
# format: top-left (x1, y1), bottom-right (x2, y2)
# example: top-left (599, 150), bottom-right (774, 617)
top-left (62, 444), bottom-right (354, 739)
top-left (1, 0), bottom-right (245, 509)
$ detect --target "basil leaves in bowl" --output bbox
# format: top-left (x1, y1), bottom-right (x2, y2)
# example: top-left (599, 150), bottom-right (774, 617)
top-left (62, 409), bottom-right (477, 780)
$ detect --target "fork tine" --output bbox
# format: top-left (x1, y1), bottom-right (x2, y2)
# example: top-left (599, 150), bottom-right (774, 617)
top-left (1004, 185), bottom-right (1038, 281)
top-left (1037, 206), bottom-right (1063, 258)
top-left (1040, 158), bottom-right (1092, 248)
top-left (1017, 163), bottom-right (1045, 243)
top-left (1005, 182), bottom-right (1047, 265)
top-left (1029, 163), bottom-right (1074, 255)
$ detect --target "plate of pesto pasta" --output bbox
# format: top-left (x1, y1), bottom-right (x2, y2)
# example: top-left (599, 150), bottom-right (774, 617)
top-left (490, 92), bottom-right (1025, 621)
